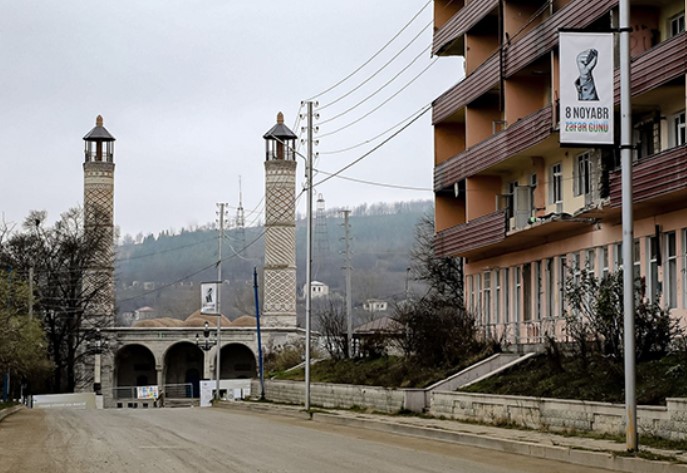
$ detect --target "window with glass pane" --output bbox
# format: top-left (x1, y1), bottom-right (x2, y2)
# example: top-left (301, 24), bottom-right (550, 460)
top-left (649, 236), bottom-right (660, 302)
top-left (666, 232), bottom-right (677, 309)
top-left (575, 153), bottom-right (591, 196)
top-left (504, 268), bottom-right (510, 323)
top-left (495, 271), bottom-right (501, 324)
top-left (551, 164), bottom-right (562, 204)
top-left (484, 272), bottom-right (491, 325)
top-left (675, 112), bottom-right (685, 146)
top-left (671, 12), bottom-right (685, 37)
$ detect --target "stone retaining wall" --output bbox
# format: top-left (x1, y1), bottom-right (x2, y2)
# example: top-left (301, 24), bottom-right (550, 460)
top-left (430, 391), bottom-right (687, 440)
top-left (255, 380), bottom-right (405, 414)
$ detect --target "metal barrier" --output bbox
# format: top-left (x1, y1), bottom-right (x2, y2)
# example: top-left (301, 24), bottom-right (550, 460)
top-left (113, 386), bottom-right (137, 400)
top-left (162, 383), bottom-right (194, 399)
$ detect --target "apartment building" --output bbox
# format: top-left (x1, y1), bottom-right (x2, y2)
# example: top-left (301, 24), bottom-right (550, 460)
top-left (431, 0), bottom-right (687, 344)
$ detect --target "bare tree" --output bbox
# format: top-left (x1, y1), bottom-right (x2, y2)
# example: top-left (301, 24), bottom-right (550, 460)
top-left (0, 207), bottom-right (111, 392)
top-left (410, 214), bottom-right (463, 306)
top-left (316, 299), bottom-right (349, 359)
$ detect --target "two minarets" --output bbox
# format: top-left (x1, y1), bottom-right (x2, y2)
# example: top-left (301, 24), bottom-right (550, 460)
top-left (81, 113), bottom-right (299, 328)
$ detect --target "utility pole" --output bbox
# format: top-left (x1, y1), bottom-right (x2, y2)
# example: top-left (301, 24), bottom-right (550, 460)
top-left (304, 100), bottom-right (315, 410)
top-left (215, 202), bottom-right (228, 401)
top-left (253, 267), bottom-right (265, 400)
top-left (619, 0), bottom-right (637, 452)
top-left (341, 210), bottom-right (353, 358)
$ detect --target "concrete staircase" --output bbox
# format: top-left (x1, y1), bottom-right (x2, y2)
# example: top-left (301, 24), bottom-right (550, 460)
top-left (427, 352), bottom-right (536, 392)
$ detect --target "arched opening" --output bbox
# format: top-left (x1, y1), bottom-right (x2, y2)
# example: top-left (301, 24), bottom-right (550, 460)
top-left (220, 343), bottom-right (257, 379)
top-left (115, 344), bottom-right (156, 390)
top-left (164, 342), bottom-right (203, 398)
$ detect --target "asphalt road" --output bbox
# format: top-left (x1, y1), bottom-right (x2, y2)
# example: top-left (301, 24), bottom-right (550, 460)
top-left (0, 407), bottom-right (613, 473)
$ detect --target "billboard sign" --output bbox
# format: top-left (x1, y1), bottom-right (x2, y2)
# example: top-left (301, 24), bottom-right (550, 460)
top-left (559, 32), bottom-right (614, 145)
top-left (200, 281), bottom-right (220, 315)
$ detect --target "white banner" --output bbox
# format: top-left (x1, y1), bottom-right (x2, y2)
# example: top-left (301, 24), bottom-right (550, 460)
top-left (559, 32), bottom-right (614, 145)
top-left (200, 282), bottom-right (220, 315)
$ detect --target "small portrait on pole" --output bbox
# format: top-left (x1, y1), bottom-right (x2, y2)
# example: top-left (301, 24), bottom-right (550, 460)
top-left (201, 282), bottom-right (220, 315)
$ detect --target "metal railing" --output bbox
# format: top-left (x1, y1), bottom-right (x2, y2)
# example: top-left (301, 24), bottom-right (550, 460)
top-left (162, 383), bottom-right (194, 399)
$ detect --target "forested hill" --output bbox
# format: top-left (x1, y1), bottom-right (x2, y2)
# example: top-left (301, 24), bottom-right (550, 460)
top-left (115, 200), bottom-right (433, 321)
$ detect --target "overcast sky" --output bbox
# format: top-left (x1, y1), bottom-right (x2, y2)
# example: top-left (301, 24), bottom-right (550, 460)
top-left (1, 1), bottom-right (462, 238)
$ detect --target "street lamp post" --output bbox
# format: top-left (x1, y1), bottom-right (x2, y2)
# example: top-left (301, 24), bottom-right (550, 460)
top-left (88, 328), bottom-right (108, 395)
top-left (196, 321), bottom-right (218, 400)
top-left (196, 322), bottom-right (217, 353)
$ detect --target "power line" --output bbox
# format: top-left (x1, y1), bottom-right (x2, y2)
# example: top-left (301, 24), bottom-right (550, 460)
top-left (313, 170), bottom-right (433, 191)
top-left (318, 26), bottom-right (432, 113)
top-left (319, 103), bottom-right (431, 155)
top-left (318, 59), bottom-right (437, 139)
top-left (314, 104), bottom-right (431, 187)
top-left (305, 0), bottom-right (432, 101)
top-left (319, 44), bottom-right (431, 124)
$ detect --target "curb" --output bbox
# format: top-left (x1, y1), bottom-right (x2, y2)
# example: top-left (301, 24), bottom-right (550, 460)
top-left (0, 405), bottom-right (24, 424)
top-left (215, 402), bottom-right (687, 473)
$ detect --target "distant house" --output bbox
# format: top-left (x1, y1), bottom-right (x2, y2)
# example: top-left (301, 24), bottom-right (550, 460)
top-left (134, 306), bottom-right (157, 320)
top-left (354, 316), bottom-right (403, 357)
top-left (303, 281), bottom-right (329, 299)
top-left (363, 299), bottom-right (388, 313)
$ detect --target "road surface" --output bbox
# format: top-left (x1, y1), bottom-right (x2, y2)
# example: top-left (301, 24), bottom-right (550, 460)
top-left (0, 407), bottom-right (612, 473)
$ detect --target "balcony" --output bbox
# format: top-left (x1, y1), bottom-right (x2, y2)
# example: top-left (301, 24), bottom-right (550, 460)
top-left (432, 52), bottom-right (499, 124)
top-left (435, 210), bottom-right (506, 258)
top-left (434, 106), bottom-right (553, 191)
top-left (433, 0), bottom-right (499, 55)
top-left (614, 31), bottom-right (687, 102)
top-left (504, 0), bottom-right (617, 77)
top-left (609, 145), bottom-right (687, 212)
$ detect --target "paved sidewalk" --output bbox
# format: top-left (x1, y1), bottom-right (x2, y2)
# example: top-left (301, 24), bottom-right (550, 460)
top-left (216, 400), bottom-right (687, 473)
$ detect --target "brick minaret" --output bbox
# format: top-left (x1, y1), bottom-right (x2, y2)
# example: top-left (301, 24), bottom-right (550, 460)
top-left (262, 112), bottom-right (298, 327)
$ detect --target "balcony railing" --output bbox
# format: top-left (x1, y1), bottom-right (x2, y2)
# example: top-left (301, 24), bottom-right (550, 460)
top-left (504, 0), bottom-right (617, 77)
top-left (432, 52), bottom-right (499, 124)
top-left (609, 144), bottom-right (687, 207)
top-left (614, 31), bottom-right (687, 102)
top-left (433, 0), bottom-right (499, 55)
top-left (435, 209), bottom-right (507, 258)
top-left (434, 106), bottom-right (552, 191)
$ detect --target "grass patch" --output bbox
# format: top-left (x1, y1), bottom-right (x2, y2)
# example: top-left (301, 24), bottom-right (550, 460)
top-left (272, 354), bottom-right (492, 389)
top-left (0, 401), bottom-right (18, 410)
top-left (461, 353), bottom-right (687, 405)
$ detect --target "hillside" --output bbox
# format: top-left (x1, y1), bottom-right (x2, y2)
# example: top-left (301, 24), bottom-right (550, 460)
top-left (115, 200), bottom-right (433, 324)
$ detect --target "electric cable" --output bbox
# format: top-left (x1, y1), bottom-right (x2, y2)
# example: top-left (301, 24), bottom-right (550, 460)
top-left (318, 59), bottom-right (437, 139)
top-left (319, 44), bottom-right (431, 124)
top-left (314, 104), bottom-right (431, 186)
top-left (319, 103), bottom-right (431, 155)
top-left (318, 28), bottom-right (432, 113)
top-left (305, 0), bottom-right (432, 101)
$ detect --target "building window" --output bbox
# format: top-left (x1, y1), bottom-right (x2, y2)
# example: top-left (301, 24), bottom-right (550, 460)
top-left (600, 246), bottom-right (610, 279)
top-left (523, 263), bottom-right (532, 322)
top-left (506, 181), bottom-right (517, 220)
top-left (546, 258), bottom-right (554, 319)
top-left (670, 12), bottom-right (685, 37)
top-left (558, 255), bottom-right (567, 317)
top-left (495, 270), bottom-right (501, 325)
top-left (483, 272), bottom-right (491, 326)
top-left (468, 275), bottom-right (474, 313)
top-left (585, 248), bottom-right (596, 275)
top-left (673, 111), bottom-right (686, 147)
top-left (535, 261), bottom-right (542, 320)
top-left (476, 273), bottom-right (482, 320)
top-left (614, 242), bottom-right (623, 271)
top-left (504, 268), bottom-right (510, 324)
top-left (550, 163), bottom-right (562, 204)
top-left (634, 239), bottom-right (641, 289)
top-left (666, 231), bottom-right (677, 309)
top-left (574, 152), bottom-right (592, 196)
top-left (634, 118), bottom-right (657, 159)
top-left (515, 266), bottom-right (521, 324)
top-left (649, 236), bottom-right (660, 302)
